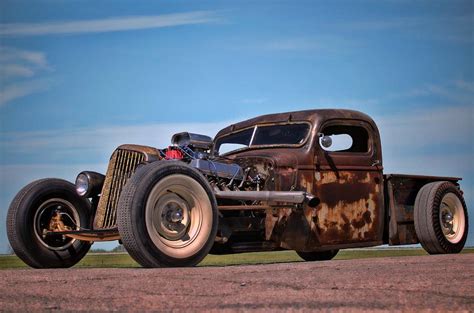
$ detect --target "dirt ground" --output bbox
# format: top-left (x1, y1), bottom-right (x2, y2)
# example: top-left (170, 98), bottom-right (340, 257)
top-left (0, 254), bottom-right (473, 312)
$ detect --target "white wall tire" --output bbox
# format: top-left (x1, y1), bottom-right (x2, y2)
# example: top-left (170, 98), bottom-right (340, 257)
top-left (414, 181), bottom-right (468, 254)
top-left (117, 162), bottom-right (218, 267)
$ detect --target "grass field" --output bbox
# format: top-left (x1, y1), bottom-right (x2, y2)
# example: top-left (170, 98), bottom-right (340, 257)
top-left (1, 248), bottom-right (473, 269)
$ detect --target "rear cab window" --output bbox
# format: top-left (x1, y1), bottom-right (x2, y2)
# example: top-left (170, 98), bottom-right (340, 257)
top-left (319, 125), bottom-right (369, 153)
top-left (316, 120), bottom-right (378, 168)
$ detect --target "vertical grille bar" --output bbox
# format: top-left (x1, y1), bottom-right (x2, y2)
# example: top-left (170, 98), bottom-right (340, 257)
top-left (103, 150), bottom-right (123, 227)
top-left (94, 148), bottom-right (145, 229)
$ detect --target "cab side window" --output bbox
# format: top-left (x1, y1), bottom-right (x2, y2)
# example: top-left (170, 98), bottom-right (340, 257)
top-left (319, 125), bottom-right (369, 153)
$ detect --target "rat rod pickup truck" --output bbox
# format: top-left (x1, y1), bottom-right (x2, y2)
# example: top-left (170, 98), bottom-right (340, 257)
top-left (7, 109), bottom-right (469, 268)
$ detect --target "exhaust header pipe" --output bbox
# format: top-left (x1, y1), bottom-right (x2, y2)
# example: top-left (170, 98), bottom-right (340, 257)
top-left (214, 191), bottom-right (318, 207)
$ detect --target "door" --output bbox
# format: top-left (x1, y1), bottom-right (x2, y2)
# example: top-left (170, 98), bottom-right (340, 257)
top-left (313, 119), bottom-right (384, 246)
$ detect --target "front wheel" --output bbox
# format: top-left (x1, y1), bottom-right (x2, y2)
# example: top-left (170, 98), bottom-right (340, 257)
top-left (6, 179), bottom-right (92, 268)
top-left (117, 162), bottom-right (218, 267)
top-left (297, 249), bottom-right (339, 261)
top-left (414, 181), bottom-right (468, 254)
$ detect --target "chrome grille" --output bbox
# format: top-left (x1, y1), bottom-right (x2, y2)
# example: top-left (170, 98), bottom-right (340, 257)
top-left (94, 149), bottom-right (145, 229)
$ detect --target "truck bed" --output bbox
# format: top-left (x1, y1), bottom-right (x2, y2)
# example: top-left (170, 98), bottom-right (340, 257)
top-left (383, 173), bottom-right (461, 245)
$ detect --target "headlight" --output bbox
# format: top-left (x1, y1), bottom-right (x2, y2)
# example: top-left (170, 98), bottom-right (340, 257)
top-left (75, 171), bottom-right (105, 197)
top-left (75, 173), bottom-right (89, 196)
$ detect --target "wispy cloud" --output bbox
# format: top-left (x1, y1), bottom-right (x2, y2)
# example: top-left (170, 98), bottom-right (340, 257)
top-left (0, 79), bottom-right (52, 106)
top-left (455, 79), bottom-right (474, 93)
top-left (377, 104), bottom-right (473, 151)
top-left (342, 14), bottom-right (472, 31)
top-left (0, 47), bottom-right (48, 68)
top-left (386, 80), bottom-right (474, 105)
top-left (0, 47), bottom-right (50, 79)
top-left (423, 84), bottom-right (473, 103)
top-left (0, 47), bottom-right (53, 106)
top-left (1, 64), bottom-right (35, 78)
top-left (256, 36), bottom-right (358, 54)
top-left (343, 16), bottom-right (422, 31)
top-left (0, 121), bottom-right (236, 163)
top-left (0, 11), bottom-right (219, 37)
top-left (339, 14), bottom-right (473, 43)
top-left (382, 82), bottom-right (473, 140)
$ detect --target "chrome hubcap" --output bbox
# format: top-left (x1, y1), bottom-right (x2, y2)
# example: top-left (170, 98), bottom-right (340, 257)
top-left (439, 193), bottom-right (465, 244)
top-left (145, 174), bottom-right (213, 259)
top-left (154, 193), bottom-right (190, 241)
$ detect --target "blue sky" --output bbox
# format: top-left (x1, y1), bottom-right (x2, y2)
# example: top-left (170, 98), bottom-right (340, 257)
top-left (0, 0), bottom-right (473, 252)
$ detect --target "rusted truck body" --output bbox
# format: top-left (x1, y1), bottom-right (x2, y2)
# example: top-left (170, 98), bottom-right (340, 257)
top-left (7, 109), bottom-right (469, 268)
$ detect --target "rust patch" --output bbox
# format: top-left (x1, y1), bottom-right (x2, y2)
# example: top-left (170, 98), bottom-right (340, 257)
top-left (318, 182), bottom-right (372, 208)
top-left (313, 170), bottom-right (381, 245)
top-left (317, 197), bottom-right (377, 243)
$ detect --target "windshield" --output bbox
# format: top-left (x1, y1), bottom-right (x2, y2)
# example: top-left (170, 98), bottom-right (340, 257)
top-left (215, 123), bottom-right (310, 154)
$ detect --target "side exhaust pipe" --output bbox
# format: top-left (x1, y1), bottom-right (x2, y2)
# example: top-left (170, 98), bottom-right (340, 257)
top-left (214, 191), bottom-right (319, 207)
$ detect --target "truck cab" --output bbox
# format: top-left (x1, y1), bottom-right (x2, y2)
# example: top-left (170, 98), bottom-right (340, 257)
top-left (213, 109), bottom-right (467, 255)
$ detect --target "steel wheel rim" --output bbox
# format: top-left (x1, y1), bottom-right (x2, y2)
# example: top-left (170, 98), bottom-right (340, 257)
top-left (439, 193), bottom-right (465, 244)
top-left (145, 174), bottom-right (212, 259)
top-left (33, 198), bottom-right (80, 251)
top-left (153, 193), bottom-right (191, 241)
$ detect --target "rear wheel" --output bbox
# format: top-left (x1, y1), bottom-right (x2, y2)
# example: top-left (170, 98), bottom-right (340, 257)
top-left (117, 162), bottom-right (218, 267)
top-left (6, 179), bottom-right (92, 268)
top-left (414, 181), bottom-right (468, 254)
top-left (297, 249), bottom-right (339, 261)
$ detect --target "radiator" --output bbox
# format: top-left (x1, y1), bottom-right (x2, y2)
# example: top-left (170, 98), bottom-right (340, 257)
top-left (93, 148), bottom-right (145, 229)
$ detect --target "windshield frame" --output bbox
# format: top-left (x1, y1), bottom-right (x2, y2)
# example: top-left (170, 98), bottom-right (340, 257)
top-left (213, 121), bottom-right (312, 156)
